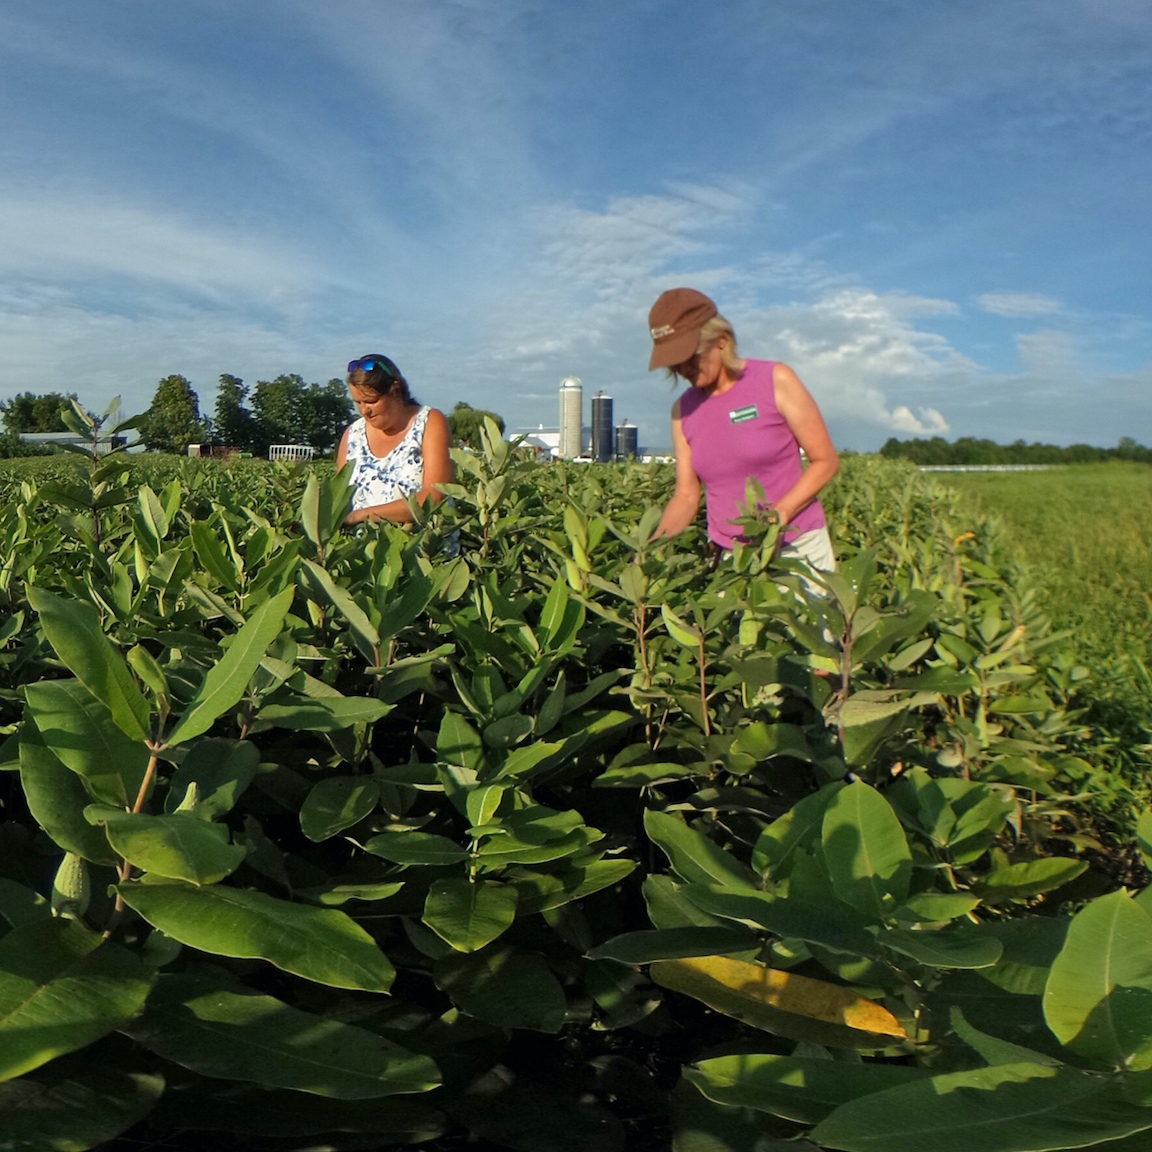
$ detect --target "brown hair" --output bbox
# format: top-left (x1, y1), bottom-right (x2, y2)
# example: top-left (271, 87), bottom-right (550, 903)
top-left (348, 356), bottom-right (418, 405)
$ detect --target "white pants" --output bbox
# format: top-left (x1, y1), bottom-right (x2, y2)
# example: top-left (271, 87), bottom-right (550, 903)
top-left (778, 525), bottom-right (836, 594)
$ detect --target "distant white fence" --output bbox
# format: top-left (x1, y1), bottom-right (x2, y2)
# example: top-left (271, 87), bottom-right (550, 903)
top-left (918, 465), bottom-right (1060, 473)
top-left (269, 444), bottom-right (316, 462)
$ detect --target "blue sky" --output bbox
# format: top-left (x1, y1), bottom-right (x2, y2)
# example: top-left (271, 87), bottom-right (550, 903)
top-left (1, 0), bottom-right (1149, 450)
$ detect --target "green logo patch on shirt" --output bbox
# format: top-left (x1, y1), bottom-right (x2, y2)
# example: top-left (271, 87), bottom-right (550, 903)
top-left (729, 405), bottom-right (758, 424)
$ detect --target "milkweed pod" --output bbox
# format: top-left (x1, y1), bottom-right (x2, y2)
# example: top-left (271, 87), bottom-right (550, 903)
top-left (51, 852), bottom-right (91, 920)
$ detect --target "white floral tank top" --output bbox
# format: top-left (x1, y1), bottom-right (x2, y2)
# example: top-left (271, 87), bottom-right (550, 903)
top-left (346, 406), bottom-right (430, 511)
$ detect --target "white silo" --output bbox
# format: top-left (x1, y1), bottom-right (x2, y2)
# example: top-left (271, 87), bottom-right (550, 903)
top-left (558, 377), bottom-right (583, 458)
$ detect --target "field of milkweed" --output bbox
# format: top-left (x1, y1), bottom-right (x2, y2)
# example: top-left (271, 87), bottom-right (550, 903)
top-left (1, 429), bottom-right (1150, 1152)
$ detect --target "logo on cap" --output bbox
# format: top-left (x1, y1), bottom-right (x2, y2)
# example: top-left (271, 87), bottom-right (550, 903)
top-left (650, 324), bottom-right (675, 339)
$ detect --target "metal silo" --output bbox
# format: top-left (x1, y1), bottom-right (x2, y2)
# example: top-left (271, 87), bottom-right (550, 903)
top-left (615, 420), bottom-right (638, 461)
top-left (591, 391), bottom-right (613, 463)
top-left (558, 377), bottom-right (583, 458)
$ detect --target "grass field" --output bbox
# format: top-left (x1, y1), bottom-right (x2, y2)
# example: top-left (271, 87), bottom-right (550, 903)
top-left (935, 462), bottom-right (1152, 777)
top-left (934, 463), bottom-right (1152, 662)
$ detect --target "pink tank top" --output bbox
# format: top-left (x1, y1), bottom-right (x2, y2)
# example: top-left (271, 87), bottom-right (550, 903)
top-left (679, 359), bottom-right (826, 549)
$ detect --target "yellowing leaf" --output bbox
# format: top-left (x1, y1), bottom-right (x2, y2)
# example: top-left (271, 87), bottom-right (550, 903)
top-left (650, 954), bottom-right (905, 1040)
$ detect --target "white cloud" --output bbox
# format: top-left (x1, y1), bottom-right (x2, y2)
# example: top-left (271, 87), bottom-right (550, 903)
top-left (979, 292), bottom-right (1063, 316)
top-left (890, 405), bottom-right (950, 435)
top-left (731, 289), bottom-right (973, 440)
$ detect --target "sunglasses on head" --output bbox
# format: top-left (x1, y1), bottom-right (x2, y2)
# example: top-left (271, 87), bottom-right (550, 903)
top-left (347, 355), bottom-right (401, 379)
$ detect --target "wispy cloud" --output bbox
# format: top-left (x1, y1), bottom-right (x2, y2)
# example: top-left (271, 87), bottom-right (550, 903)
top-left (979, 292), bottom-right (1063, 317)
top-left (0, 194), bottom-right (329, 306)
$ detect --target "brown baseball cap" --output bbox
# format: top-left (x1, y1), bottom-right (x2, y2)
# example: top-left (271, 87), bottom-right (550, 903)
top-left (647, 288), bottom-right (718, 370)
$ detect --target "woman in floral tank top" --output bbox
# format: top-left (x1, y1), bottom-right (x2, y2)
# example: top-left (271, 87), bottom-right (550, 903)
top-left (336, 354), bottom-right (453, 526)
top-left (647, 289), bottom-right (839, 575)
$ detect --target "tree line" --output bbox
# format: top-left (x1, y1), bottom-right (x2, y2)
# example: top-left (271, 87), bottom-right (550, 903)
top-left (1, 379), bottom-right (506, 457)
top-left (879, 435), bottom-right (1152, 466)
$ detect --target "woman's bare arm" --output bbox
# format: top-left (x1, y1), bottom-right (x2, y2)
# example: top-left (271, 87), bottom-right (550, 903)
top-left (771, 363), bottom-right (839, 526)
top-left (654, 398), bottom-right (702, 537)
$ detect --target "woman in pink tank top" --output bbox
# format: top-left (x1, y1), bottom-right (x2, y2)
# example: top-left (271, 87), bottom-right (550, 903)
top-left (647, 288), bottom-right (839, 572)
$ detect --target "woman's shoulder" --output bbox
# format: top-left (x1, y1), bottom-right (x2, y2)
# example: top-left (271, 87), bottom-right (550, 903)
top-left (420, 407), bottom-right (450, 443)
top-left (677, 386), bottom-right (705, 418)
top-left (740, 357), bottom-right (777, 379)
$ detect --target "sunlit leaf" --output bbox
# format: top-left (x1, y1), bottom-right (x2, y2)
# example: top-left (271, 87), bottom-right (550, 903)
top-left (650, 955), bottom-right (905, 1046)
top-left (0, 919), bottom-right (155, 1082)
top-left (26, 587), bottom-right (150, 741)
top-left (118, 882), bottom-right (394, 992)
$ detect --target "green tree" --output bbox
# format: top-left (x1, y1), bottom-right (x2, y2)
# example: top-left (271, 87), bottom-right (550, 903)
top-left (213, 374), bottom-right (255, 451)
top-left (298, 378), bottom-right (353, 456)
top-left (142, 375), bottom-right (207, 454)
top-left (448, 401), bottom-right (505, 448)
top-left (0, 391), bottom-right (80, 435)
top-left (251, 374), bottom-right (305, 452)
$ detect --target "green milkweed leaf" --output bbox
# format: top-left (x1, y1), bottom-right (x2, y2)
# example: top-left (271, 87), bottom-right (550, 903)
top-left (24, 679), bottom-right (149, 809)
top-left (84, 806), bottom-right (246, 886)
top-left (256, 694), bottom-right (392, 732)
top-left (0, 1059), bottom-right (165, 1152)
top-left (822, 781), bottom-right (912, 919)
top-left (18, 719), bottom-right (117, 864)
top-left (510, 859), bottom-right (635, 915)
top-left (881, 926), bottom-right (1003, 969)
top-left (364, 831), bottom-right (467, 865)
top-left (1043, 889), bottom-right (1152, 1071)
top-left (752, 781), bottom-right (844, 878)
top-left (125, 970), bottom-right (439, 1098)
top-left (26, 586), bottom-right (150, 742)
top-left (435, 946), bottom-right (567, 1033)
top-left (0, 879), bottom-right (50, 932)
top-left (0, 919), bottom-right (155, 1082)
top-left (437, 711), bottom-right (485, 772)
top-left (644, 809), bottom-right (760, 889)
top-left (163, 738), bottom-right (259, 820)
top-left (587, 926), bottom-right (760, 964)
top-left (974, 857), bottom-right (1088, 904)
top-left (681, 883), bottom-right (878, 958)
top-left (684, 1052), bottom-right (928, 1126)
top-left (423, 878), bottom-right (519, 953)
top-left (166, 585), bottom-right (294, 746)
top-left (190, 520), bottom-right (242, 592)
top-left (810, 1061), bottom-right (1152, 1152)
top-left (661, 603), bottom-right (701, 648)
top-left (117, 882), bottom-right (394, 992)
top-left (949, 1007), bottom-right (1063, 1067)
top-left (300, 776), bottom-right (380, 841)
top-left (299, 559), bottom-right (379, 663)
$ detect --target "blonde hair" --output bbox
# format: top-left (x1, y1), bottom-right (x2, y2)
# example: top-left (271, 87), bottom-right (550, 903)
top-left (698, 315), bottom-right (745, 376)
top-left (666, 312), bottom-right (746, 382)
